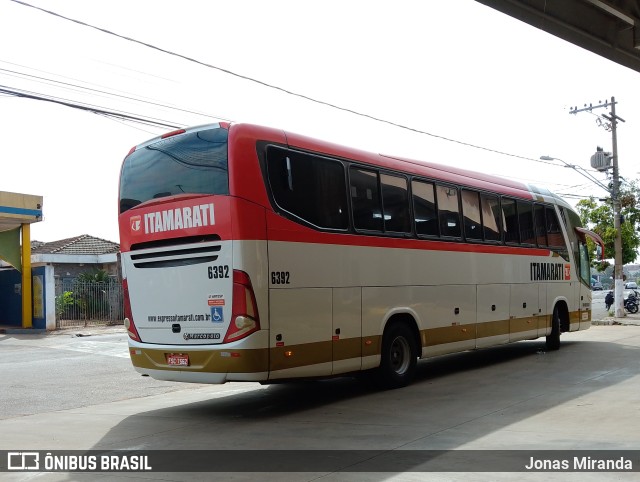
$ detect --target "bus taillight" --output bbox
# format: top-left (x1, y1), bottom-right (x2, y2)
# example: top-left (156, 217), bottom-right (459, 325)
top-left (122, 278), bottom-right (141, 342)
top-left (224, 270), bottom-right (260, 343)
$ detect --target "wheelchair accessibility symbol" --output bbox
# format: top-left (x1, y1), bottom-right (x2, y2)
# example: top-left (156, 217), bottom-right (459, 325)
top-left (211, 307), bottom-right (224, 323)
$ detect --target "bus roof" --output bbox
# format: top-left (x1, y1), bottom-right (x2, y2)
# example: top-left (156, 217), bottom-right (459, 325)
top-left (154, 122), bottom-right (570, 208)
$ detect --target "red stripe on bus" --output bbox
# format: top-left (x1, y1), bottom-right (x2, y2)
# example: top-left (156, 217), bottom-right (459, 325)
top-left (120, 195), bottom-right (552, 258)
top-left (265, 212), bottom-right (550, 257)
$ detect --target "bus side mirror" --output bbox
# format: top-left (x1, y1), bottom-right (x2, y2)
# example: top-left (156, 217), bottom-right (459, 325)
top-left (596, 245), bottom-right (603, 260)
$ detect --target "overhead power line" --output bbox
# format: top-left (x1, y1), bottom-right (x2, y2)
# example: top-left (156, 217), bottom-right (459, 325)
top-left (0, 84), bottom-right (182, 129)
top-left (10, 0), bottom-right (567, 169)
top-left (3, 81), bottom-right (611, 201)
top-left (0, 63), bottom-right (231, 123)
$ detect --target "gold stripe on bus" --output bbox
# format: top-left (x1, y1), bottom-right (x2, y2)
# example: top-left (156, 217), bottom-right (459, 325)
top-left (570, 309), bottom-right (589, 325)
top-left (270, 336), bottom-right (374, 368)
top-left (509, 316), bottom-right (540, 334)
top-left (362, 335), bottom-right (382, 358)
top-left (130, 347), bottom-right (269, 373)
top-left (269, 340), bottom-right (332, 371)
top-left (476, 319), bottom-right (510, 339)
top-left (422, 324), bottom-right (476, 347)
top-left (333, 337), bottom-right (365, 362)
top-left (132, 309), bottom-right (584, 374)
top-left (540, 314), bottom-right (551, 330)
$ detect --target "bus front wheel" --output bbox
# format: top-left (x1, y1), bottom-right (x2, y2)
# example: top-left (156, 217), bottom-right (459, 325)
top-left (546, 307), bottom-right (561, 351)
top-left (378, 323), bottom-right (417, 388)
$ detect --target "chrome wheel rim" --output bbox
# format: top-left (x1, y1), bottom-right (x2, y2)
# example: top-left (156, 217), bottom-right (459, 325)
top-left (390, 336), bottom-right (411, 375)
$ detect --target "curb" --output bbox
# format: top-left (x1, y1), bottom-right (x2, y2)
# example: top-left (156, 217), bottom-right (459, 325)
top-left (1, 324), bottom-right (125, 336)
top-left (0, 328), bottom-right (47, 335)
top-left (592, 317), bottom-right (640, 326)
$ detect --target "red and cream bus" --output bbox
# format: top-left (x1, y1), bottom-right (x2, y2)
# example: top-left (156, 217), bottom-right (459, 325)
top-left (118, 122), bottom-right (603, 388)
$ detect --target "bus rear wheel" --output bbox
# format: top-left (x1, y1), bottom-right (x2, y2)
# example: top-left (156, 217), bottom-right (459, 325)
top-left (546, 307), bottom-right (561, 351)
top-left (378, 323), bottom-right (417, 389)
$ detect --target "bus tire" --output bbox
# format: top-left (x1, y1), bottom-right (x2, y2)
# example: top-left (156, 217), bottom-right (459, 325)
top-left (378, 323), bottom-right (417, 389)
top-left (546, 307), bottom-right (561, 351)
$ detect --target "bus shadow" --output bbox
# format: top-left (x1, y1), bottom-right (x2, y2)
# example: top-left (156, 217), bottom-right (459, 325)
top-left (86, 333), bottom-right (640, 474)
top-left (183, 340), bottom-right (551, 420)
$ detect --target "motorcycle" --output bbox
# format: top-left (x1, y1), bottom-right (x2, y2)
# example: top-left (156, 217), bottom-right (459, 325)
top-left (626, 290), bottom-right (639, 314)
top-left (604, 290), bottom-right (639, 313)
top-left (625, 297), bottom-right (638, 314)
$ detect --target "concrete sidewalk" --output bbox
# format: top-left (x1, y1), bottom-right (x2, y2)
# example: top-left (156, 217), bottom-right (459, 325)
top-left (593, 311), bottom-right (640, 326)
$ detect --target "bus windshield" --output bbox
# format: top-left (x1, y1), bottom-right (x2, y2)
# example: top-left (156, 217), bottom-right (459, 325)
top-left (119, 126), bottom-right (229, 213)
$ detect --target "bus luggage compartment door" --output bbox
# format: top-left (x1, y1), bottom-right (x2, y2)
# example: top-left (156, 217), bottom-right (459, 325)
top-left (268, 287), bottom-right (333, 379)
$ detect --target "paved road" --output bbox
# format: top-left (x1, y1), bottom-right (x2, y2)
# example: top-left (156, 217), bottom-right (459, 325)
top-left (591, 290), bottom-right (608, 320)
top-left (0, 330), bottom-right (208, 419)
top-left (1, 323), bottom-right (639, 481)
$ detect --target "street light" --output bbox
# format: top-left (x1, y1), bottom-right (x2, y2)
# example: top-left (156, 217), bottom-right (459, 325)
top-left (539, 156), bottom-right (610, 193)
top-left (539, 153), bottom-right (625, 318)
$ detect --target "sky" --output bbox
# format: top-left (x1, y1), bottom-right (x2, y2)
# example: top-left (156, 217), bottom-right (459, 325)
top-left (1, 0), bottom-right (639, 244)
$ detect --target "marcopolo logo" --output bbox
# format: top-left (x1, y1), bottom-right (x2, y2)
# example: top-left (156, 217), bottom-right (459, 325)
top-left (130, 203), bottom-right (215, 235)
top-left (183, 332), bottom-right (221, 340)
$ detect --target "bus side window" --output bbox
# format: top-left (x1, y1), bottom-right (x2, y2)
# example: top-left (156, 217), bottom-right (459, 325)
top-left (481, 193), bottom-right (501, 242)
top-left (350, 168), bottom-right (383, 231)
top-left (266, 146), bottom-right (348, 230)
top-left (502, 198), bottom-right (519, 244)
top-left (462, 190), bottom-right (482, 241)
top-left (546, 207), bottom-right (566, 248)
top-left (412, 180), bottom-right (439, 237)
top-left (436, 184), bottom-right (461, 238)
top-left (518, 201), bottom-right (535, 245)
top-left (534, 204), bottom-right (548, 247)
top-left (578, 237), bottom-right (591, 285)
top-left (381, 173), bottom-right (410, 233)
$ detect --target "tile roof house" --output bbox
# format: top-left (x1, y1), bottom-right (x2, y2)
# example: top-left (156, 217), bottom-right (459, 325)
top-left (31, 234), bottom-right (119, 256)
top-left (0, 235), bottom-right (121, 330)
top-left (30, 234), bottom-right (120, 280)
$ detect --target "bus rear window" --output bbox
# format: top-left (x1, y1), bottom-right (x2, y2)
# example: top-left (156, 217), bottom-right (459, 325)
top-left (119, 127), bottom-right (229, 213)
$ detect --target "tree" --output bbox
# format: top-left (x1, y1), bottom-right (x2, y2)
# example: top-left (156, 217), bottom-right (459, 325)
top-left (76, 269), bottom-right (112, 283)
top-left (575, 180), bottom-right (640, 269)
top-left (55, 290), bottom-right (75, 320)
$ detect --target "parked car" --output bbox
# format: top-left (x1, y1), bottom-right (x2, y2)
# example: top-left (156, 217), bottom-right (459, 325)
top-left (591, 281), bottom-right (603, 291)
top-left (624, 281), bottom-right (638, 289)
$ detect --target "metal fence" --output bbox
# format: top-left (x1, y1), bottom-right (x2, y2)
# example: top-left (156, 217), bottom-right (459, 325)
top-left (55, 278), bottom-right (124, 328)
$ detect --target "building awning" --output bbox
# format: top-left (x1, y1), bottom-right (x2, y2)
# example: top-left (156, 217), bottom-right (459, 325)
top-left (0, 191), bottom-right (43, 231)
top-left (0, 191), bottom-right (43, 270)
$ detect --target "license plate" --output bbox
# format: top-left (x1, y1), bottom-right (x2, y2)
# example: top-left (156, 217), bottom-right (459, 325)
top-left (166, 354), bottom-right (189, 366)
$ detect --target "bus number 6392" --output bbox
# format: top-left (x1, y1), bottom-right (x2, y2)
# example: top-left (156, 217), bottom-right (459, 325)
top-left (271, 271), bottom-right (290, 285)
top-left (208, 265), bottom-right (229, 279)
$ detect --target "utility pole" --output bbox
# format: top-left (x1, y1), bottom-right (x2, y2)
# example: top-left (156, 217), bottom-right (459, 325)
top-left (570, 97), bottom-right (626, 317)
